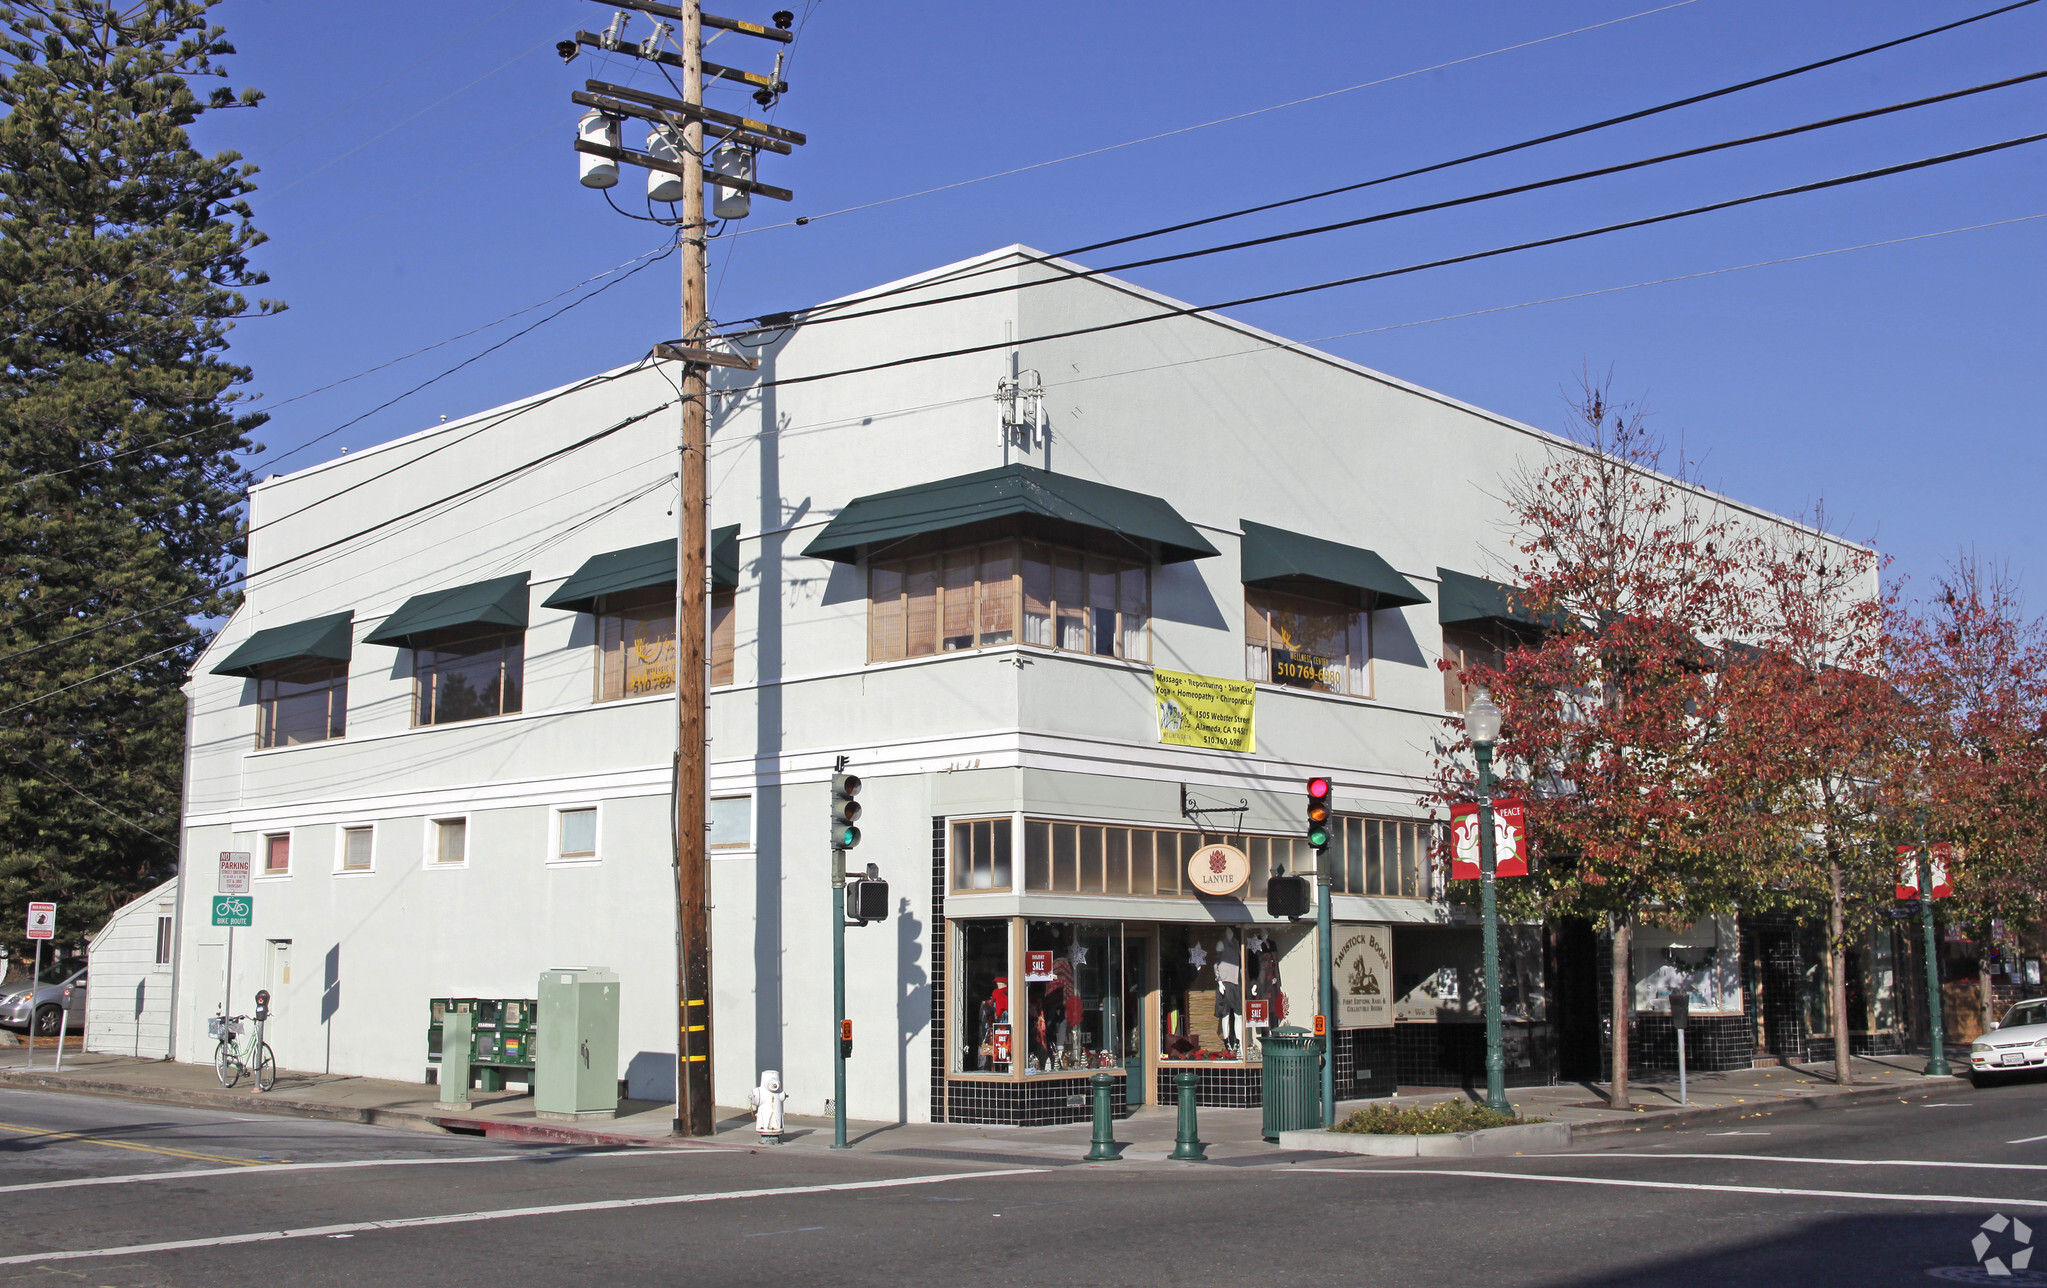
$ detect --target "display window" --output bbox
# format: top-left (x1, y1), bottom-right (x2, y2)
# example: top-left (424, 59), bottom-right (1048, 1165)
top-left (1021, 921), bottom-right (1123, 1075)
top-left (954, 920), bottom-right (1013, 1074)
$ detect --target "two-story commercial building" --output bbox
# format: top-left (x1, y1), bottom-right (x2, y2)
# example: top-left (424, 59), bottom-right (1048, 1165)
top-left (171, 246), bottom-right (1891, 1124)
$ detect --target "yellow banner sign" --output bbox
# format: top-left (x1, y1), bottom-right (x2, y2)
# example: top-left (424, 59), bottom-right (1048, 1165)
top-left (1154, 668), bottom-right (1256, 753)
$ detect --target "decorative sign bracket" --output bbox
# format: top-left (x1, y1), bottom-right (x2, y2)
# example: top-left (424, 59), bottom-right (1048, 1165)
top-left (1180, 783), bottom-right (1248, 830)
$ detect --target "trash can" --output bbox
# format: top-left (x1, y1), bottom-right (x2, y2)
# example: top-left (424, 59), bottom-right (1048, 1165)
top-left (1259, 1026), bottom-right (1325, 1141)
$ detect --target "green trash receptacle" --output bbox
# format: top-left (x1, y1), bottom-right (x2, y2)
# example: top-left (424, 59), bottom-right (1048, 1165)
top-left (1259, 1026), bottom-right (1325, 1142)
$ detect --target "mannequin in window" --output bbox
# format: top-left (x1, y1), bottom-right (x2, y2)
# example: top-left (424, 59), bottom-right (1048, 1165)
top-left (1214, 932), bottom-right (1243, 1054)
top-left (983, 979), bottom-right (1010, 1071)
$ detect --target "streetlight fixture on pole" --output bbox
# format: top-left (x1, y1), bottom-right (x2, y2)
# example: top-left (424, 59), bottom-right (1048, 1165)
top-left (1466, 688), bottom-right (1512, 1115)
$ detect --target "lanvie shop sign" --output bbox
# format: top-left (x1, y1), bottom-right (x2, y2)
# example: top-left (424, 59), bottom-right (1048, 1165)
top-left (1187, 843), bottom-right (1251, 897)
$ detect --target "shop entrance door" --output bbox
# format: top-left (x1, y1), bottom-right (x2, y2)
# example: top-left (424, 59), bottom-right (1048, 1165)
top-left (1122, 934), bottom-right (1153, 1107)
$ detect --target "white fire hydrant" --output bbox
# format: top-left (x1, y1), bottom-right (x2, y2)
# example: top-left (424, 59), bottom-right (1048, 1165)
top-left (749, 1069), bottom-right (787, 1145)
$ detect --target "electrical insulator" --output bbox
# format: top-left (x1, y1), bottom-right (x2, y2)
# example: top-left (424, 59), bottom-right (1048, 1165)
top-left (712, 145), bottom-right (753, 220)
top-left (646, 125), bottom-right (685, 203)
top-left (578, 111), bottom-right (620, 189)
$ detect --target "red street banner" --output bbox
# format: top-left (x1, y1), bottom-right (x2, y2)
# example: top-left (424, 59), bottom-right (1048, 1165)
top-left (1450, 798), bottom-right (1528, 879)
top-left (1895, 843), bottom-right (1954, 901)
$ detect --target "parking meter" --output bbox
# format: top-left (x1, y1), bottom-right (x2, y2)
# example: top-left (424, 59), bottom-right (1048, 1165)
top-left (254, 989), bottom-right (271, 1021)
top-left (1669, 994), bottom-right (1690, 1030)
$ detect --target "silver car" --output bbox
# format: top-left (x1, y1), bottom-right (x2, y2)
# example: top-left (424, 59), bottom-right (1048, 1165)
top-left (0, 968), bottom-right (87, 1038)
top-left (1969, 997), bottom-right (2047, 1086)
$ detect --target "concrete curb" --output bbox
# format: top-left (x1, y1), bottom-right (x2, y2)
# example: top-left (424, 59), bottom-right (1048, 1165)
top-left (1278, 1121), bottom-right (1571, 1156)
top-left (1563, 1075), bottom-right (1972, 1139)
top-left (0, 1067), bottom-right (735, 1152)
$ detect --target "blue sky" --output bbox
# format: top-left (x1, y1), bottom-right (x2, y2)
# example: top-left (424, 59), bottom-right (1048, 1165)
top-left (199, 0), bottom-right (2046, 597)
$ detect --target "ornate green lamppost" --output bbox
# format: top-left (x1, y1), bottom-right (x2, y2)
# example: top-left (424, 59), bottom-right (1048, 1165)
top-left (1466, 689), bottom-right (1512, 1115)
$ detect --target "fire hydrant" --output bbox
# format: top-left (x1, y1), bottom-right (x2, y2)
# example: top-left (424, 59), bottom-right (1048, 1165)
top-left (749, 1069), bottom-right (787, 1145)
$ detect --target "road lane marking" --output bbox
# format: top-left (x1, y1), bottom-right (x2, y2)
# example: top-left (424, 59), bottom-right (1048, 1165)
top-left (1540, 1152), bottom-right (2047, 1173)
top-left (0, 1120), bottom-right (267, 1167)
top-left (0, 1168), bottom-right (1043, 1266)
top-left (0, 1147), bottom-right (689, 1196)
top-left (2009, 1134), bottom-right (2047, 1145)
top-left (1297, 1167), bottom-right (2047, 1209)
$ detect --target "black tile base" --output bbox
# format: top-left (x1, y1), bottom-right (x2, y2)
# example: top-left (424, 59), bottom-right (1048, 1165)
top-left (1393, 1022), bottom-right (1556, 1088)
top-left (1632, 1014), bottom-right (1752, 1073)
top-left (943, 1075), bottom-right (1128, 1126)
top-left (1157, 1063), bottom-right (1263, 1108)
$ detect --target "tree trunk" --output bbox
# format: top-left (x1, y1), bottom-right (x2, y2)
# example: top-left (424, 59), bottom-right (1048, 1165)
top-left (1828, 864), bottom-right (1852, 1086)
top-left (1610, 912), bottom-right (1632, 1109)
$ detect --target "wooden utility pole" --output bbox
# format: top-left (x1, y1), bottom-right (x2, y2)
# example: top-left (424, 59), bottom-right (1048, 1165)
top-left (673, 0), bottom-right (714, 1139)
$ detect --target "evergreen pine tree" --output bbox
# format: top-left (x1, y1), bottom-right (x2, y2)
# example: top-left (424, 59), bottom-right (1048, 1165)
top-left (0, 0), bottom-right (275, 967)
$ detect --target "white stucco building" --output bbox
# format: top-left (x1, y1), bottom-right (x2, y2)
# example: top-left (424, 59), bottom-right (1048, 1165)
top-left (172, 247), bottom-right (1857, 1124)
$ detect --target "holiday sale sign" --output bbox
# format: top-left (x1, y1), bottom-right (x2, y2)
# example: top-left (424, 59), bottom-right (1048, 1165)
top-left (1450, 798), bottom-right (1528, 879)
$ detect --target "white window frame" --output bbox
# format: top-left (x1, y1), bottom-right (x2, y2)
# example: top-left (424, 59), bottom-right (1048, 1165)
top-left (423, 813), bottom-right (472, 871)
top-left (709, 794), bottom-right (754, 854)
top-left (550, 803), bottom-right (603, 867)
top-left (334, 822), bottom-right (377, 876)
top-left (256, 830), bottom-right (294, 881)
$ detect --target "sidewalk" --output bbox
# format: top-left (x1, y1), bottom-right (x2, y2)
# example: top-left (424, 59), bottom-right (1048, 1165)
top-left (0, 1047), bottom-right (1968, 1160)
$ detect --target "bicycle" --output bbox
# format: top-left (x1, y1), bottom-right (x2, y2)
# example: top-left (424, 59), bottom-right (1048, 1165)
top-left (210, 991), bottom-right (277, 1091)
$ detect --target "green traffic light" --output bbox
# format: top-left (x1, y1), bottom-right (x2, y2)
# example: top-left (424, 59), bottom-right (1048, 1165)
top-left (1307, 825), bottom-right (1330, 850)
top-left (838, 824), bottom-right (861, 849)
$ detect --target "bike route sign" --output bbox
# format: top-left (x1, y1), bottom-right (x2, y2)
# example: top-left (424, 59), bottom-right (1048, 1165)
top-left (211, 895), bottom-right (253, 927)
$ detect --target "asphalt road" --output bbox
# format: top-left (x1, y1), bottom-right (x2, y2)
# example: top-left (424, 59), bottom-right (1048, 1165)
top-left (7, 1079), bottom-right (2047, 1287)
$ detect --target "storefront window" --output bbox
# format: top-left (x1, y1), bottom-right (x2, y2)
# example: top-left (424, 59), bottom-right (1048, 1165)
top-left (1159, 925), bottom-right (1254, 1063)
top-left (1023, 921), bottom-right (1122, 1075)
top-left (1245, 586), bottom-right (1369, 697)
top-left (955, 920), bottom-right (1012, 1074)
top-left (950, 818), bottom-right (1013, 892)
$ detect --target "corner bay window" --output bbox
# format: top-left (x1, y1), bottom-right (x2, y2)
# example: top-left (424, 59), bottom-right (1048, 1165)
top-left (869, 541), bottom-right (1147, 664)
top-left (413, 629), bottom-right (523, 726)
top-left (595, 586), bottom-right (735, 700)
top-left (1244, 585), bottom-right (1369, 697)
top-left (257, 660), bottom-right (347, 747)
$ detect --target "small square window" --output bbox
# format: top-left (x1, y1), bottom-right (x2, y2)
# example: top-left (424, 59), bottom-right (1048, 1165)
top-left (433, 818), bottom-right (467, 865)
top-left (710, 797), bottom-right (751, 849)
top-left (264, 833), bottom-right (291, 874)
top-left (341, 826), bottom-right (373, 871)
top-left (558, 808), bottom-right (597, 861)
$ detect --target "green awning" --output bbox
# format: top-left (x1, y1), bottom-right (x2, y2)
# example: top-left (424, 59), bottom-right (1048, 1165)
top-left (363, 573), bottom-right (529, 647)
top-left (541, 527), bottom-right (739, 614)
top-left (1437, 567), bottom-right (1566, 631)
top-left (802, 464), bottom-right (1217, 565)
top-left (211, 611), bottom-right (354, 678)
top-left (1240, 520), bottom-right (1427, 608)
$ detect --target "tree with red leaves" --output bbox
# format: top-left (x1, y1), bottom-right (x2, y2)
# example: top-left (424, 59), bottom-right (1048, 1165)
top-left (1437, 380), bottom-right (1766, 1110)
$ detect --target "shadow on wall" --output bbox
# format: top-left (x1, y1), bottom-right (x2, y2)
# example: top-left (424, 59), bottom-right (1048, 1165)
top-left (626, 1050), bottom-right (677, 1102)
top-left (133, 979), bottom-right (147, 1058)
top-left (321, 944), bottom-right (341, 1075)
top-left (897, 895), bottom-right (928, 1124)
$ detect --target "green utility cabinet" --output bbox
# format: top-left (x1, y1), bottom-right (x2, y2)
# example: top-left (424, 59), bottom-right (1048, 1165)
top-left (536, 967), bottom-right (620, 1120)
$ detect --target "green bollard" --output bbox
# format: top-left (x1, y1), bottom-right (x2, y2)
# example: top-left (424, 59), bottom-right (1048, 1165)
top-left (1169, 1069), bottom-right (1207, 1161)
top-left (1084, 1072), bottom-right (1119, 1161)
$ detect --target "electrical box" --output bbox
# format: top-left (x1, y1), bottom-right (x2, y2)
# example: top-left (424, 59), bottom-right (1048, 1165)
top-left (536, 967), bottom-right (620, 1120)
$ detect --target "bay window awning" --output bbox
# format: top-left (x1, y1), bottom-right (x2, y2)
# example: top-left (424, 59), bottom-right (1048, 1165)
top-left (541, 526), bottom-right (740, 614)
top-left (211, 611), bottom-right (354, 678)
top-left (1240, 520), bottom-right (1427, 608)
top-left (1436, 567), bottom-right (1565, 632)
top-left (363, 573), bottom-right (529, 648)
top-left (801, 464), bottom-right (1217, 565)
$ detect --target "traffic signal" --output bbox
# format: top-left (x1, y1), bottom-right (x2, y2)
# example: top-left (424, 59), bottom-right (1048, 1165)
top-left (846, 863), bottom-right (890, 925)
top-left (830, 772), bottom-right (862, 851)
top-left (1305, 776), bottom-right (1332, 851)
top-left (1267, 870), bottom-right (1311, 919)
top-left (840, 1018), bottom-right (853, 1059)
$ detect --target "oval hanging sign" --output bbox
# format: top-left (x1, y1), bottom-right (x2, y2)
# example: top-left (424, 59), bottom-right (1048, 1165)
top-left (1187, 843), bottom-right (1251, 897)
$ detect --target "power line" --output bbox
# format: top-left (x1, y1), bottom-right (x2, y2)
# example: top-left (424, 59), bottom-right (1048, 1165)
top-left (730, 0), bottom-right (1709, 238)
top-left (728, 0), bottom-right (2047, 333)
top-left (732, 128), bottom-right (2047, 395)
top-left (717, 66), bottom-right (2047, 339)
top-left (4, 754), bottom-right (173, 846)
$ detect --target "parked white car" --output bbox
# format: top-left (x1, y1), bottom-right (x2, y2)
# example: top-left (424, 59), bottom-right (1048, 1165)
top-left (1969, 998), bottom-right (2047, 1086)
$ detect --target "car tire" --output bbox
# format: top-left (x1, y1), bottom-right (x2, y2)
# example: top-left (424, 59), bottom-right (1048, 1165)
top-left (33, 1005), bottom-right (61, 1038)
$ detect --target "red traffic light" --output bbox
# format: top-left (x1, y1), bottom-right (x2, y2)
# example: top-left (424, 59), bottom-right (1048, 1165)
top-left (1307, 776), bottom-right (1331, 799)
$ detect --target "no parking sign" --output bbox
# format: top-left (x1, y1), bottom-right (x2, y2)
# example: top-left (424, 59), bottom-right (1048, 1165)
top-left (25, 902), bottom-right (55, 940)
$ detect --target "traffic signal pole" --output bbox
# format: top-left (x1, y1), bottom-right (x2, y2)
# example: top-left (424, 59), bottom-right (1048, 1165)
top-left (832, 842), bottom-right (848, 1149)
top-left (1306, 777), bottom-right (1335, 1127)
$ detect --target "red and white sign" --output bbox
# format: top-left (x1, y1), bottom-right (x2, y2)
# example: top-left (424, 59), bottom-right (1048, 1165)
top-left (1896, 843), bottom-right (1954, 901)
top-left (991, 1026), bottom-right (1012, 1063)
top-left (218, 851), bottom-right (252, 895)
top-left (1450, 798), bottom-right (1528, 879)
top-left (1246, 997), bottom-right (1271, 1029)
top-left (25, 902), bottom-right (55, 940)
top-left (1186, 843), bottom-right (1251, 897)
top-left (1024, 951), bottom-right (1056, 982)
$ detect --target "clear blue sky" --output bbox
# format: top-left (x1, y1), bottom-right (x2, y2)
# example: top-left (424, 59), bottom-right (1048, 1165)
top-left (199, 0), bottom-right (2046, 597)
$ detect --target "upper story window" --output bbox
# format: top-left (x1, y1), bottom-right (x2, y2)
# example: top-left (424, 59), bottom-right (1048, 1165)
top-left (869, 540), bottom-right (1148, 664)
top-left (257, 660), bottom-right (348, 748)
top-left (414, 628), bottom-right (523, 726)
top-left (595, 586), bottom-right (736, 700)
top-left (1442, 624), bottom-right (1508, 713)
top-left (1244, 586), bottom-right (1370, 697)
